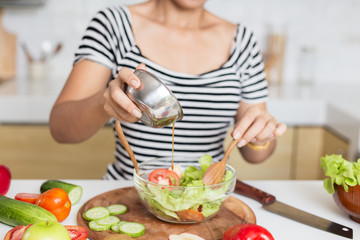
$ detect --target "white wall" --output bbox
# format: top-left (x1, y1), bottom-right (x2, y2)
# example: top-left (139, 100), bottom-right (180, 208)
top-left (2, 0), bottom-right (360, 84)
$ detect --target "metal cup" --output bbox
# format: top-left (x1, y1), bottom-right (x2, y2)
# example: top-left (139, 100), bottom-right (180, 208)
top-left (126, 69), bottom-right (183, 128)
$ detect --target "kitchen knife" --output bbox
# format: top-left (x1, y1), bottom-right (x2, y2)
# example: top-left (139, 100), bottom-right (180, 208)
top-left (235, 180), bottom-right (353, 239)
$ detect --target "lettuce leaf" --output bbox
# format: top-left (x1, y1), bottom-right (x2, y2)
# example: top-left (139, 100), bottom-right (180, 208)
top-left (321, 154), bottom-right (360, 193)
top-left (180, 154), bottom-right (212, 186)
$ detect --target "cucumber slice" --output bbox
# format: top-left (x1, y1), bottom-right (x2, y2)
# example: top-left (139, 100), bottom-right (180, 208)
top-left (119, 222), bottom-right (145, 237)
top-left (83, 207), bottom-right (110, 221)
top-left (111, 221), bottom-right (128, 233)
top-left (88, 220), bottom-right (111, 231)
top-left (107, 204), bottom-right (127, 215)
top-left (40, 180), bottom-right (83, 205)
top-left (95, 215), bottom-right (120, 226)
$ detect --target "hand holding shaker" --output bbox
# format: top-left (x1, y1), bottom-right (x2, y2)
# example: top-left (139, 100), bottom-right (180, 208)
top-left (126, 69), bottom-right (183, 128)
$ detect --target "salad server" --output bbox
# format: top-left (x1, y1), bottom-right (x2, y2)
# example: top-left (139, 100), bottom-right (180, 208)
top-left (202, 139), bottom-right (238, 185)
top-left (115, 120), bottom-right (139, 174)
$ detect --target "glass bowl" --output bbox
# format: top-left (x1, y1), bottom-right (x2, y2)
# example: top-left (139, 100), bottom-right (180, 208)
top-left (133, 156), bottom-right (236, 224)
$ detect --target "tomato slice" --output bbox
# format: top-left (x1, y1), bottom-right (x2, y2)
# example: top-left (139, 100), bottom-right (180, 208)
top-left (4, 225), bottom-right (31, 240)
top-left (148, 168), bottom-right (180, 185)
top-left (65, 226), bottom-right (88, 240)
top-left (15, 193), bottom-right (40, 204)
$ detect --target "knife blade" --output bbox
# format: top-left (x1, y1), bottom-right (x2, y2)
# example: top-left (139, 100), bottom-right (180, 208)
top-left (235, 180), bottom-right (353, 239)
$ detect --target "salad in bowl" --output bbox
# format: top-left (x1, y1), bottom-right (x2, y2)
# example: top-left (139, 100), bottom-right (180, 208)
top-left (133, 154), bottom-right (236, 223)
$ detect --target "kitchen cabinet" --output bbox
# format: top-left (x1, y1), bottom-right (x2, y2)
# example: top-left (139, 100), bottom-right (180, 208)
top-left (292, 127), bottom-right (349, 180)
top-left (0, 124), bottom-right (115, 179)
top-left (292, 127), bottom-right (324, 180)
top-left (322, 127), bottom-right (349, 159)
top-left (0, 124), bottom-right (349, 180)
top-left (225, 127), bottom-right (294, 180)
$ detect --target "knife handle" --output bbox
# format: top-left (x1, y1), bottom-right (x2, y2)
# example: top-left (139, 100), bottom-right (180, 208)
top-left (235, 180), bottom-right (276, 205)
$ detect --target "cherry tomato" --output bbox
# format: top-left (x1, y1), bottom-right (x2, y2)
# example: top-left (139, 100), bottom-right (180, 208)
top-left (65, 225), bottom-right (88, 240)
top-left (223, 223), bottom-right (274, 240)
top-left (4, 225), bottom-right (31, 240)
top-left (35, 188), bottom-right (71, 222)
top-left (149, 168), bottom-right (180, 185)
top-left (15, 193), bottom-right (40, 204)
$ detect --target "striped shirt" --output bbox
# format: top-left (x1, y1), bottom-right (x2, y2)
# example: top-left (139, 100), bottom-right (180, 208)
top-left (74, 5), bottom-right (268, 180)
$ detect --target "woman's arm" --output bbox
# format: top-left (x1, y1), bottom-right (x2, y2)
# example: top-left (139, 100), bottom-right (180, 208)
top-left (50, 60), bottom-right (113, 143)
top-left (232, 102), bottom-right (287, 163)
top-left (49, 60), bottom-right (144, 143)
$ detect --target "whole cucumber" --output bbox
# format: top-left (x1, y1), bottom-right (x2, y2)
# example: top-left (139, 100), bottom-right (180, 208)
top-left (40, 180), bottom-right (83, 205)
top-left (0, 195), bottom-right (57, 227)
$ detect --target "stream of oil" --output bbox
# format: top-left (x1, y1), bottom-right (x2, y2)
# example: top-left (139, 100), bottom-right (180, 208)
top-left (171, 122), bottom-right (175, 171)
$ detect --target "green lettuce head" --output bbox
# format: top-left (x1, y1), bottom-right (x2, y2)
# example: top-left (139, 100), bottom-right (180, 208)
top-left (321, 154), bottom-right (360, 194)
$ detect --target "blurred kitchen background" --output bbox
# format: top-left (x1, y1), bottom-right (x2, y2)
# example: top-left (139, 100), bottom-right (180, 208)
top-left (0, 0), bottom-right (359, 180)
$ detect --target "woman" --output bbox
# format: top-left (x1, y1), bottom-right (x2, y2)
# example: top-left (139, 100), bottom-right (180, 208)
top-left (49, 0), bottom-right (287, 180)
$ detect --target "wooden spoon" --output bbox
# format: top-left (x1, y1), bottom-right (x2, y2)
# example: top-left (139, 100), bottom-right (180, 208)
top-left (202, 139), bottom-right (238, 185)
top-left (115, 120), bottom-right (139, 175)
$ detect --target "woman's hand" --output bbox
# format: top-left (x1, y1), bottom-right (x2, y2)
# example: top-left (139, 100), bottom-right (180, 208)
top-left (232, 102), bottom-right (286, 163)
top-left (50, 62), bottom-right (147, 143)
top-left (103, 64), bottom-right (146, 122)
top-left (233, 102), bottom-right (287, 148)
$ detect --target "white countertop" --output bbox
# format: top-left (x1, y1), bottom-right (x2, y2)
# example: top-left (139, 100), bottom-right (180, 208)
top-left (1, 180), bottom-right (358, 240)
top-left (0, 77), bottom-right (359, 159)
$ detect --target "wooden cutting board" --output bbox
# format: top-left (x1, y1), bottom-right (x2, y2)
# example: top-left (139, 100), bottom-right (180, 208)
top-left (77, 187), bottom-right (256, 240)
top-left (0, 9), bottom-right (17, 81)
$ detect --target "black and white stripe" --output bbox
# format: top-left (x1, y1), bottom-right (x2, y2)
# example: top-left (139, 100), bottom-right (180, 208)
top-left (75, 6), bottom-right (268, 180)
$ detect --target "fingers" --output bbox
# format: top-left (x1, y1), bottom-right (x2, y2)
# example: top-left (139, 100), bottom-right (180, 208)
top-left (274, 123), bottom-right (287, 137)
top-left (117, 63), bottom-right (147, 90)
top-left (136, 63), bottom-right (147, 71)
top-left (104, 99), bottom-right (138, 122)
top-left (103, 64), bottom-right (148, 121)
top-left (233, 108), bottom-right (259, 140)
top-left (252, 121), bottom-right (276, 141)
top-left (233, 107), bottom-right (286, 148)
top-left (235, 120), bottom-right (274, 147)
top-left (111, 81), bottom-right (142, 118)
top-left (117, 67), bottom-right (141, 89)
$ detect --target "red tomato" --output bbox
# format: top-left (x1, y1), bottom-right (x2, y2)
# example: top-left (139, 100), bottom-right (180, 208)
top-left (0, 165), bottom-right (11, 195)
top-left (15, 193), bottom-right (41, 204)
top-left (149, 168), bottom-right (180, 185)
top-left (35, 188), bottom-right (71, 222)
top-left (65, 225), bottom-right (88, 240)
top-left (223, 224), bottom-right (274, 240)
top-left (4, 225), bottom-right (31, 240)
